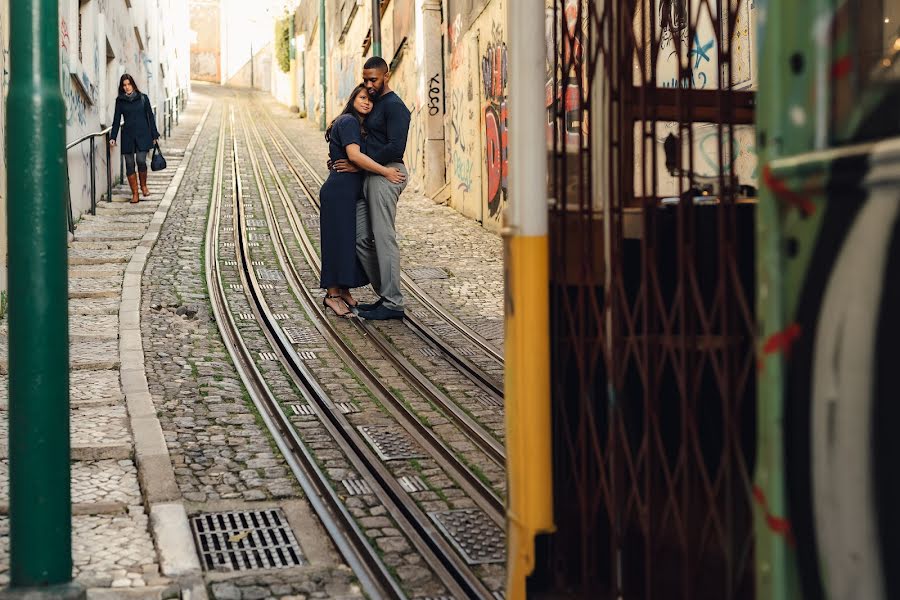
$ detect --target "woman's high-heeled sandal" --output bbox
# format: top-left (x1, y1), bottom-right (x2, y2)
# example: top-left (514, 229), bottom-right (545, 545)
top-left (323, 294), bottom-right (351, 318)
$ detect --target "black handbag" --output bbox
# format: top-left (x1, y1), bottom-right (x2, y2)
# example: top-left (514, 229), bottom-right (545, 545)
top-left (151, 142), bottom-right (167, 171)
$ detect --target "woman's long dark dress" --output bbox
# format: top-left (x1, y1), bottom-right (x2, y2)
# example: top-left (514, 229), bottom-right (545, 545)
top-left (319, 115), bottom-right (369, 289)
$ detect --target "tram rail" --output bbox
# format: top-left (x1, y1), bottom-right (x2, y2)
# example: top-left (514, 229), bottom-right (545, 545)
top-left (252, 99), bottom-right (505, 397)
top-left (209, 103), bottom-right (506, 598)
top-left (243, 101), bottom-right (507, 467)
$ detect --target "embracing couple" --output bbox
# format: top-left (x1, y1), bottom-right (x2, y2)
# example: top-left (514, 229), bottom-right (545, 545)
top-left (319, 56), bottom-right (411, 321)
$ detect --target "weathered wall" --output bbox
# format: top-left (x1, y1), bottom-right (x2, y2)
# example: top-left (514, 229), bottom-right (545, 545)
top-left (190, 0), bottom-right (221, 82)
top-left (0, 0), bottom-right (191, 297)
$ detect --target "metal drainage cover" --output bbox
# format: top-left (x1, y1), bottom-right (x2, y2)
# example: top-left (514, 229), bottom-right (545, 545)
top-left (406, 266), bottom-right (449, 280)
top-left (429, 509), bottom-right (505, 565)
top-left (190, 508), bottom-right (305, 572)
top-left (283, 326), bottom-right (321, 345)
top-left (257, 269), bottom-right (284, 282)
top-left (357, 425), bottom-right (425, 461)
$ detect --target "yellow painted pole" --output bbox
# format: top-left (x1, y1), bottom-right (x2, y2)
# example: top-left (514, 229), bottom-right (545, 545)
top-left (504, 0), bottom-right (555, 597)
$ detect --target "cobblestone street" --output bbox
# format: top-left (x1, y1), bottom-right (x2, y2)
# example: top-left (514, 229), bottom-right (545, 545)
top-left (0, 84), bottom-right (506, 599)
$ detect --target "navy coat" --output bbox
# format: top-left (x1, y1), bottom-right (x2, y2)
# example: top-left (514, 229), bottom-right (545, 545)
top-left (110, 93), bottom-right (160, 153)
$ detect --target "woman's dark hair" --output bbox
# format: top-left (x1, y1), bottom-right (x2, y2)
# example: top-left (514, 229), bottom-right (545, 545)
top-left (118, 74), bottom-right (141, 96)
top-left (325, 84), bottom-right (368, 142)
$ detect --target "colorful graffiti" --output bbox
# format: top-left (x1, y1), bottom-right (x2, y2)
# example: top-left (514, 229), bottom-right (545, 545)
top-left (482, 25), bottom-right (508, 219)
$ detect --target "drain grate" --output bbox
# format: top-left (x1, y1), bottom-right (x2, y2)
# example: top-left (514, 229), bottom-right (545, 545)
top-left (429, 509), bottom-right (505, 565)
top-left (289, 404), bottom-right (314, 416)
top-left (399, 475), bottom-right (429, 493)
top-left (406, 266), bottom-right (449, 280)
top-left (471, 392), bottom-right (503, 409)
top-left (357, 426), bottom-right (424, 461)
top-left (342, 479), bottom-right (372, 496)
top-left (283, 326), bottom-right (320, 345)
top-left (190, 508), bottom-right (304, 572)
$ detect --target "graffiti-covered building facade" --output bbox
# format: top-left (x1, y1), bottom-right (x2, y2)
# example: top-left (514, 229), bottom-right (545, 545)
top-left (286, 0), bottom-right (509, 231)
top-left (0, 0), bottom-right (191, 292)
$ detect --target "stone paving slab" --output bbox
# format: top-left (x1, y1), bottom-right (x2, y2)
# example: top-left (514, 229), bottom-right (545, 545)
top-left (0, 338), bottom-right (119, 372)
top-left (70, 276), bottom-right (123, 299)
top-left (0, 459), bottom-right (142, 511)
top-left (69, 247), bottom-right (134, 265)
top-left (71, 297), bottom-right (121, 315)
top-left (0, 404), bottom-right (130, 460)
top-left (71, 314), bottom-right (119, 340)
top-left (0, 370), bottom-right (122, 409)
top-left (0, 512), bottom-right (167, 589)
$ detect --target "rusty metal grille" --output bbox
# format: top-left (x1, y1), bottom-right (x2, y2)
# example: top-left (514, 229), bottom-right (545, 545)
top-left (537, 1), bottom-right (758, 598)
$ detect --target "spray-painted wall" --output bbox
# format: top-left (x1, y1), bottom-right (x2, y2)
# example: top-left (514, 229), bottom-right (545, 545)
top-left (286, 0), bottom-right (506, 231)
top-left (0, 0), bottom-right (190, 295)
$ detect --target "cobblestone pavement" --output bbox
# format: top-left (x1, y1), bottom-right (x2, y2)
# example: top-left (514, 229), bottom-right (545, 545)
top-left (0, 96), bottom-right (198, 593)
top-left (1, 84), bottom-right (507, 599)
top-left (141, 85), bottom-right (363, 599)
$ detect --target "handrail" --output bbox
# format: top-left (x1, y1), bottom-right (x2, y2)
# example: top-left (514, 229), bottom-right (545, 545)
top-left (64, 87), bottom-right (189, 233)
top-left (66, 126), bottom-right (112, 151)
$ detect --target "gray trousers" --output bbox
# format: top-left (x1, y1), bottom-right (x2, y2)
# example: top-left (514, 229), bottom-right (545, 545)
top-left (356, 163), bottom-right (408, 310)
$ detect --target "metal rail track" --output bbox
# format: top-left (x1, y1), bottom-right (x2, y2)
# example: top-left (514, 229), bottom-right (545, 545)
top-left (241, 103), bottom-right (507, 471)
top-left (252, 100), bottom-right (505, 397)
top-left (204, 108), bottom-right (405, 598)
top-left (227, 106), bottom-right (501, 597)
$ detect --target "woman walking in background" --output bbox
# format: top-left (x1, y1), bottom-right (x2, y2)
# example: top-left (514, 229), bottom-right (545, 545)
top-left (320, 84), bottom-right (405, 317)
top-left (109, 74), bottom-right (159, 204)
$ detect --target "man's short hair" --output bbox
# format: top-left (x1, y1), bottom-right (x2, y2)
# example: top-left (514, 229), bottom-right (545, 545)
top-left (363, 56), bottom-right (389, 72)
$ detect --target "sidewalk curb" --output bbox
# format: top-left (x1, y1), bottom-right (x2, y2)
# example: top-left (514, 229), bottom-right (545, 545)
top-left (118, 101), bottom-right (213, 579)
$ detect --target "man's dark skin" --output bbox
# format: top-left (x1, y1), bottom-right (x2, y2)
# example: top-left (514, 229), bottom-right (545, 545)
top-left (331, 66), bottom-right (403, 179)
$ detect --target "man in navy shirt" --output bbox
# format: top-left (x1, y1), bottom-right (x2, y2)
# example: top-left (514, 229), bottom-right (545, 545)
top-left (335, 56), bottom-right (411, 320)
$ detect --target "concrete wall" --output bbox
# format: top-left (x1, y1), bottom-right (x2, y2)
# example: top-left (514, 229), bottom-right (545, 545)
top-left (0, 0), bottom-right (191, 296)
top-left (190, 0), bottom-right (222, 82)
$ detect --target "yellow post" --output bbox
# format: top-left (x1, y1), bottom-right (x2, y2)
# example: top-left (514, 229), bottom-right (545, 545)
top-left (504, 0), bottom-right (555, 597)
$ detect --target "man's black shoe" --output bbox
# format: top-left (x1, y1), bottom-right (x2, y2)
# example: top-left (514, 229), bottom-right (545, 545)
top-left (359, 305), bottom-right (405, 321)
top-left (356, 297), bottom-right (385, 311)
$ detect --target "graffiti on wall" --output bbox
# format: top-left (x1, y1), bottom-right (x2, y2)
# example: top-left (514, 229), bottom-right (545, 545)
top-left (545, 1), bottom-right (584, 150)
top-left (481, 24), bottom-right (507, 219)
top-left (334, 55), bottom-right (359, 103)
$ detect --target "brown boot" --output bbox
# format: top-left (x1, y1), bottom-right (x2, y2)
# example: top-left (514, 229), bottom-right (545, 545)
top-left (127, 173), bottom-right (139, 203)
top-left (138, 170), bottom-right (150, 197)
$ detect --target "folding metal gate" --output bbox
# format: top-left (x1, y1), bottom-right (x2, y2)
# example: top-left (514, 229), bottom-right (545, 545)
top-left (534, 1), bottom-right (758, 597)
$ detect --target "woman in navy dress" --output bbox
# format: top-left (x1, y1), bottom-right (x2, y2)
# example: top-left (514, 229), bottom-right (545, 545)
top-left (320, 85), bottom-right (406, 317)
top-left (109, 74), bottom-right (160, 203)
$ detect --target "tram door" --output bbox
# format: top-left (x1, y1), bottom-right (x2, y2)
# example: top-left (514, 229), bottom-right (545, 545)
top-left (755, 1), bottom-right (900, 599)
top-left (532, 1), bottom-right (758, 598)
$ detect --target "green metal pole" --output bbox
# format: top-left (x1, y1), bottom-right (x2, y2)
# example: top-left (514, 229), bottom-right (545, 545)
top-left (7, 0), bottom-right (79, 595)
top-left (319, 0), bottom-right (327, 130)
top-left (372, 0), bottom-right (382, 57)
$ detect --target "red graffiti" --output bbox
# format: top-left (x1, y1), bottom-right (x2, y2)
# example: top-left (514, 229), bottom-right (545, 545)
top-left (752, 486), bottom-right (796, 546)
top-left (762, 165), bottom-right (817, 217)
top-left (60, 18), bottom-right (70, 51)
top-left (481, 41), bottom-right (507, 103)
top-left (484, 101), bottom-right (508, 218)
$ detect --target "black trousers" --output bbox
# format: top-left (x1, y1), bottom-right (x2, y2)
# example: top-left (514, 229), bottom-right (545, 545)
top-left (124, 151), bottom-right (148, 175)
